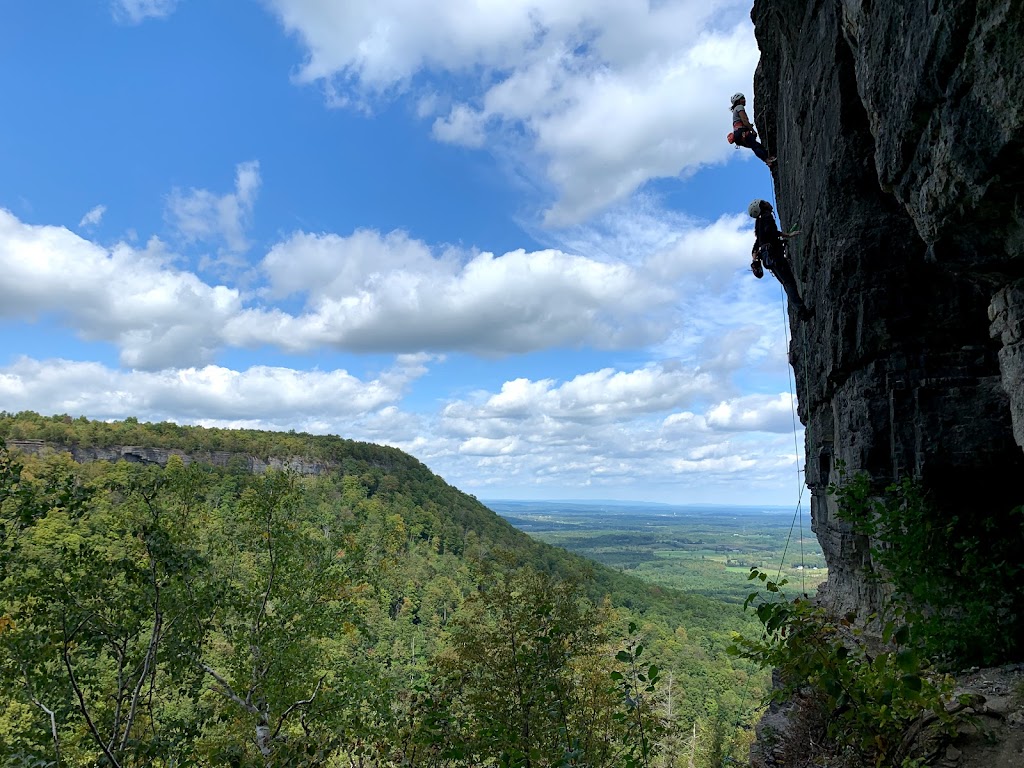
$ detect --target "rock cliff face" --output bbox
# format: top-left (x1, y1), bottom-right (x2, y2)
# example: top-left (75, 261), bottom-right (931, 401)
top-left (6, 440), bottom-right (336, 477)
top-left (750, 0), bottom-right (1024, 615)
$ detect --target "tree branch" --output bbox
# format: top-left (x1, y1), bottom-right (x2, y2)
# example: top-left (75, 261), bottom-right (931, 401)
top-left (119, 610), bottom-right (162, 751)
top-left (271, 675), bottom-right (325, 740)
top-left (21, 667), bottom-right (60, 767)
top-left (120, 521), bottom-right (166, 751)
top-left (198, 662), bottom-right (262, 717)
top-left (62, 617), bottom-right (122, 768)
top-left (254, 504), bottom-right (276, 637)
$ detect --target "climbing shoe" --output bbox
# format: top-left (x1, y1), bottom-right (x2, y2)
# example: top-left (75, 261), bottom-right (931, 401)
top-left (751, 259), bottom-right (764, 279)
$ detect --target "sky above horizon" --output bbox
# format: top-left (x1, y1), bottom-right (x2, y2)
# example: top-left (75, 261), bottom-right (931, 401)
top-left (0, 0), bottom-right (805, 506)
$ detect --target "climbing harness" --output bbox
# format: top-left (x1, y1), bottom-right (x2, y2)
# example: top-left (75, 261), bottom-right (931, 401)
top-left (729, 123), bottom-right (756, 147)
top-left (730, 93), bottom-right (755, 146)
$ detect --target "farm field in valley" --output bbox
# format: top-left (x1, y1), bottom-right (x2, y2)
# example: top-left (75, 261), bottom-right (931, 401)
top-left (489, 499), bottom-right (828, 604)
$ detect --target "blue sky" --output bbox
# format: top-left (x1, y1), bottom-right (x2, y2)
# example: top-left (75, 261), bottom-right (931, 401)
top-left (0, 0), bottom-right (804, 505)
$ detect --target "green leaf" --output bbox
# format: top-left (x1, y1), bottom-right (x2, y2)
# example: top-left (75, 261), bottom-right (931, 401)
top-left (895, 650), bottom-right (918, 672)
top-left (901, 674), bottom-right (922, 692)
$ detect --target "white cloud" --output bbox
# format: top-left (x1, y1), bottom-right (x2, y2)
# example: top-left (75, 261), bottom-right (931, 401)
top-left (438, 364), bottom-right (720, 449)
top-left (644, 213), bottom-right (753, 285)
top-left (705, 393), bottom-right (796, 433)
top-left (113, 0), bottom-right (178, 24)
top-left (418, 361), bottom-right (801, 500)
top-left (432, 104), bottom-right (487, 148)
top-left (553, 203), bottom-right (754, 295)
top-left (78, 205), bottom-right (107, 229)
top-left (0, 206), bottom-right (769, 368)
top-left (459, 436), bottom-right (521, 456)
top-left (264, 0), bottom-right (757, 224)
top-left (229, 227), bottom-right (673, 354)
top-left (0, 356), bottom-right (422, 428)
top-left (166, 160), bottom-right (261, 254)
top-left (0, 196), bottom-right (792, 402)
top-left (550, 201), bottom-right (786, 379)
top-left (0, 209), bottom-right (239, 369)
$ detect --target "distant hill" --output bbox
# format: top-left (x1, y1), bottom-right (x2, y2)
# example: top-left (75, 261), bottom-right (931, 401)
top-left (0, 410), bottom-right (733, 626)
top-left (0, 409), bottom-right (767, 765)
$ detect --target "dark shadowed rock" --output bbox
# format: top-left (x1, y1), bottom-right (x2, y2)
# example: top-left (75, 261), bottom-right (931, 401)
top-left (747, 0), bottom-right (1024, 763)
top-left (751, 0), bottom-right (1024, 617)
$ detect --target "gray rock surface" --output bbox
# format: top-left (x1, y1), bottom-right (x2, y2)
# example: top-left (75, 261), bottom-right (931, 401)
top-left (6, 439), bottom-right (335, 477)
top-left (750, 0), bottom-right (1024, 617)
top-left (990, 279), bottom-right (1024, 449)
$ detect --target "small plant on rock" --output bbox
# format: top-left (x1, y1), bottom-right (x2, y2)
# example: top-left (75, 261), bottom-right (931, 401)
top-left (729, 568), bottom-right (956, 766)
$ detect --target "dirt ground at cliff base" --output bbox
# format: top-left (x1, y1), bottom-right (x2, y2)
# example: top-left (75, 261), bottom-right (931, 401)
top-left (941, 664), bottom-right (1024, 768)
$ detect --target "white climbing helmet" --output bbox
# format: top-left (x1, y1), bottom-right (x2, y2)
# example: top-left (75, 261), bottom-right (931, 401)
top-left (748, 199), bottom-right (769, 218)
top-left (731, 92), bottom-right (746, 106)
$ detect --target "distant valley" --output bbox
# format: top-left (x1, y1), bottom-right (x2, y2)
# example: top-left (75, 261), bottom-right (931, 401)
top-left (489, 499), bottom-right (827, 604)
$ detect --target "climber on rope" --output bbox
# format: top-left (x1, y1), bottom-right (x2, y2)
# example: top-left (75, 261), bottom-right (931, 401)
top-left (749, 199), bottom-right (812, 320)
top-left (728, 93), bottom-right (775, 167)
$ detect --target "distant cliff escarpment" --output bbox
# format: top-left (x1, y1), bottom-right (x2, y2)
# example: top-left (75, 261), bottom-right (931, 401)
top-left (6, 439), bottom-right (337, 477)
top-left (751, 0), bottom-right (1024, 615)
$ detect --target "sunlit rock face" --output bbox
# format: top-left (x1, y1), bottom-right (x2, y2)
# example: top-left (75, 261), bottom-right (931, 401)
top-left (6, 440), bottom-right (335, 477)
top-left (750, 0), bottom-right (1024, 617)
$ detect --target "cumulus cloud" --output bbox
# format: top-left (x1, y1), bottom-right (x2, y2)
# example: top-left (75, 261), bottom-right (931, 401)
top-left (705, 393), bottom-right (796, 433)
top-left (166, 160), bottom-right (261, 254)
top-left (78, 205), bottom-right (107, 229)
top-left (264, 0), bottom-right (758, 224)
top-left (554, 203), bottom-right (754, 296)
top-left (644, 213), bottom-right (753, 285)
top-left (437, 363), bottom-right (720, 460)
top-left (228, 227), bottom-right (674, 354)
top-left (0, 206), bottom-right (766, 368)
top-left (0, 197), bottom-right (788, 392)
top-left (0, 209), bottom-right (239, 369)
top-left (112, 0), bottom-right (178, 24)
top-left (418, 362), bottom-right (802, 500)
top-left (432, 104), bottom-right (487, 148)
top-left (0, 356), bottom-right (423, 428)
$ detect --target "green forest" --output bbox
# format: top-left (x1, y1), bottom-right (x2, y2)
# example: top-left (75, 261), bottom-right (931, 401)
top-left (0, 411), bottom-right (767, 767)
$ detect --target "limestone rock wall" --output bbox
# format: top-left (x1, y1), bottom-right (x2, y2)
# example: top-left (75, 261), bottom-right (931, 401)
top-left (750, 0), bottom-right (1024, 615)
top-left (7, 440), bottom-right (336, 477)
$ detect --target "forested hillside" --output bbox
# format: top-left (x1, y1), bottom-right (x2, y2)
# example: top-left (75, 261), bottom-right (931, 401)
top-left (0, 412), bottom-right (765, 766)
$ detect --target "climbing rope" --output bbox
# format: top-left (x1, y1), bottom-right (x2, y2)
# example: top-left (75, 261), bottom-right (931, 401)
top-left (775, 283), bottom-right (808, 594)
top-left (770, 182), bottom-right (809, 595)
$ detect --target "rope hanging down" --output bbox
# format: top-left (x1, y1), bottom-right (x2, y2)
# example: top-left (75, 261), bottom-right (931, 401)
top-left (770, 183), bottom-right (810, 595)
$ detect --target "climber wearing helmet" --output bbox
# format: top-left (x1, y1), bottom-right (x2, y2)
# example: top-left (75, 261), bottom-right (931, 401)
top-left (730, 93), bottom-right (775, 167)
top-left (749, 199), bottom-right (811, 320)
